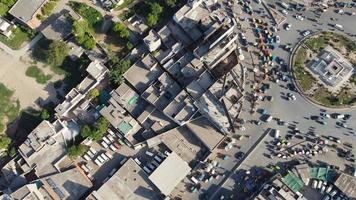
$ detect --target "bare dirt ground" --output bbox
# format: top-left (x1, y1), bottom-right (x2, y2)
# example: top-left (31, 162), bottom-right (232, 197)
top-left (0, 50), bottom-right (62, 110)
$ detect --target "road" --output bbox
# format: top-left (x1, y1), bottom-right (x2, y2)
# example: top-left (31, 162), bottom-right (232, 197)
top-left (208, 0), bottom-right (356, 199)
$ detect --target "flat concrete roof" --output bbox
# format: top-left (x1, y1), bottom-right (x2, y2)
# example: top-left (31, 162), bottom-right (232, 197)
top-left (41, 167), bottom-right (92, 200)
top-left (9, 0), bottom-right (46, 22)
top-left (334, 172), bottom-right (356, 198)
top-left (158, 126), bottom-right (205, 164)
top-left (186, 117), bottom-right (224, 150)
top-left (89, 158), bottom-right (159, 200)
top-left (148, 152), bottom-right (191, 196)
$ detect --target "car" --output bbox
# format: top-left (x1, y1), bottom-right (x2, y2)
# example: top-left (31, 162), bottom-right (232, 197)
top-left (321, 113), bottom-right (331, 118)
top-left (235, 151), bottom-right (245, 160)
top-left (343, 114), bottom-right (352, 120)
top-left (287, 93), bottom-right (296, 100)
top-left (275, 35), bottom-right (280, 43)
top-left (336, 9), bottom-right (344, 14)
top-left (281, 9), bottom-right (288, 15)
top-left (302, 30), bottom-right (311, 36)
top-left (336, 122), bottom-right (347, 128)
top-left (271, 26), bottom-right (277, 32)
top-left (284, 23), bottom-right (291, 31)
top-left (295, 15), bottom-right (304, 20)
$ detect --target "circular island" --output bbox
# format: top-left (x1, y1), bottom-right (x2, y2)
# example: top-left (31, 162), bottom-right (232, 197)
top-left (291, 31), bottom-right (356, 108)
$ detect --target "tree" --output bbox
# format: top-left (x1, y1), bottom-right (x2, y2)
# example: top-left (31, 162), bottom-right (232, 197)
top-left (0, 135), bottom-right (11, 150)
top-left (46, 41), bottom-right (69, 67)
top-left (67, 144), bottom-right (88, 159)
top-left (73, 20), bottom-right (96, 49)
top-left (109, 59), bottom-right (132, 85)
top-left (96, 117), bottom-right (110, 133)
top-left (0, 3), bottom-right (9, 16)
top-left (147, 13), bottom-right (159, 27)
top-left (87, 88), bottom-right (100, 99)
top-left (80, 125), bottom-right (92, 138)
top-left (90, 130), bottom-right (104, 141)
top-left (146, 3), bottom-right (163, 27)
top-left (166, 0), bottom-right (177, 7)
top-left (112, 22), bottom-right (130, 39)
top-left (126, 42), bottom-right (133, 50)
top-left (40, 109), bottom-right (50, 120)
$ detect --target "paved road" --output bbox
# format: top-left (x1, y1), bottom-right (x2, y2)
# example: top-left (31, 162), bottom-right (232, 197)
top-left (209, 0), bottom-right (356, 199)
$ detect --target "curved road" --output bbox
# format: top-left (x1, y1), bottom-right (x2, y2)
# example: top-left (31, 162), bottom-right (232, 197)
top-left (210, 1), bottom-right (356, 199)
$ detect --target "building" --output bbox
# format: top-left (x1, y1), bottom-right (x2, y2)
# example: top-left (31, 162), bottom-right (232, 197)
top-left (334, 172), bottom-right (356, 198)
top-left (9, 0), bottom-right (47, 29)
top-left (11, 167), bottom-right (92, 200)
top-left (308, 46), bottom-right (354, 92)
top-left (55, 60), bottom-right (108, 117)
top-left (0, 17), bottom-right (14, 38)
top-left (87, 158), bottom-right (161, 200)
top-left (143, 30), bottom-right (161, 52)
top-left (148, 151), bottom-right (191, 196)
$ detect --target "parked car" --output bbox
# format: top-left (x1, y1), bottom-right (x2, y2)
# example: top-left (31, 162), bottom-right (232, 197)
top-left (284, 23), bottom-right (292, 31)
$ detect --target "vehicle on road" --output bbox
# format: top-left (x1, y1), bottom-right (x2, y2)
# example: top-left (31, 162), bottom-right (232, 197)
top-left (334, 24), bottom-right (343, 30)
top-left (281, 9), bottom-right (288, 16)
top-left (320, 113), bottom-right (331, 118)
top-left (235, 151), bottom-right (245, 160)
top-left (284, 23), bottom-right (291, 31)
top-left (336, 122), bottom-right (347, 128)
top-left (287, 93), bottom-right (296, 100)
top-left (295, 15), bottom-right (304, 20)
top-left (302, 30), bottom-right (311, 36)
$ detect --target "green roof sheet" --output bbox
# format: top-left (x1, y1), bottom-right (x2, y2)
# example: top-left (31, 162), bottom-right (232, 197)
top-left (118, 121), bottom-right (132, 135)
top-left (282, 171), bottom-right (304, 192)
top-left (128, 95), bottom-right (138, 106)
top-left (309, 167), bottom-right (334, 182)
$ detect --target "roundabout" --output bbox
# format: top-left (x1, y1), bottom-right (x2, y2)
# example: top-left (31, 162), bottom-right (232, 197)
top-left (290, 31), bottom-right (356, 109)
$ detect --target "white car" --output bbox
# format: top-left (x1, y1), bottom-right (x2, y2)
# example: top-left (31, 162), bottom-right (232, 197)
top-left (275, 35), bottom-right (280, 43)
top-left (337, 9), bottom-right (344, 14)
top-left (295, 15), bottom-right (304, 20)
top-left (284, 23), bottom-right (291, 31)
top-left (302, 30), bottom-right (311, 36)
top-left (281, 9), bottom-right (288, 16)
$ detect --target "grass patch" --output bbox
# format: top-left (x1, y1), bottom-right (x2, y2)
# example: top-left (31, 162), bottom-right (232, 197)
top-left (0, 26), bottom-right (35, 50)
top-left (312, 87), bottom-right (356, 107)
top-left (68, 1), bottom-right (103, 28)
top-left (0, 83), bottom-right (20, 132)
top-left (25, 66), bottom-right (52, 84)
top-left (115, 0), bottom-right (135, 10)
top-left (293, 47), bottom-right (315, 91)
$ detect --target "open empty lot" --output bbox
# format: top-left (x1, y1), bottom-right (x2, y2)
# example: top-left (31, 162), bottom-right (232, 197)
top-left (0, 50), bottom-right (60, 109)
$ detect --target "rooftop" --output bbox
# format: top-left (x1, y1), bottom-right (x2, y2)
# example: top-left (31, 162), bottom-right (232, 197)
top-left (87, 158), bottom-right (160, 200)
top-left (185, 117), bottom-right (224, 150)
top-left (334, 172), bottom-right (356, 198)
top-left (9, 0), bottom-right (46, 22)
top-left (148, 152), bottom-right (191, 196)
top-left (40, 167), bottom-right (92, 200)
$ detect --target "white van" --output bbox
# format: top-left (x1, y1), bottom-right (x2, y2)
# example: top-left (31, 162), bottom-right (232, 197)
top-left (334, 24), bottom-right (343, 29)
top-left (145, 151), bottom-right (154, 157)
top-left (312, 180), bottom-right (317, 189)
top-left (191, 176), bottom-right (199, 184)
top-left (103, 136), bottom-right (111, 144)
top-left (101, 141), bottom-right (109, 149)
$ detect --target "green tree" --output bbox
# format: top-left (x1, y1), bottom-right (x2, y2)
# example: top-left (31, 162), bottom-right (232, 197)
top-left (112, 22), bottom-right (130, 39)
top-left (96, 117), bottom-right (110, 133)
top-left (73, 20), bottom-right (96, 49)
top-left (146, 3), bottom-right (163, 27)
top-left (147, 13), bottom-right (159, 27)
top-left (109, 59), bottom-right (132, 85)
top-left (67, 144), bottom-right (88, 159)
top-left (0, 3), bottom-right (9, 16)
top-left (166, 0), bottom-right (177, 7)
top-left (0, 135), bottom-right (11, 150)
top-left (90, 130), bottom-right (104, 141)
top-left (40, 109), bottom-right (50, 120)
top-left (41, 1), bottom-right (56, 16)
top-left (8, 147), bottom-right (16, 157)
top-left (80, 125), bottom-right (92, 138)
top-left (87, 88), bottom-right (100, 99)
top-left (126, 42), bottom-right (133, 50)
top-left (150, 2), bottom-right (163, 15)
top-left (46, 41), bottom-right (69, 67)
